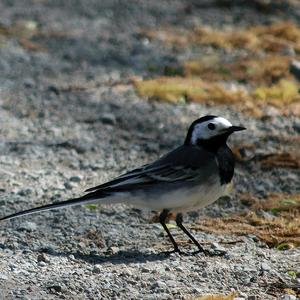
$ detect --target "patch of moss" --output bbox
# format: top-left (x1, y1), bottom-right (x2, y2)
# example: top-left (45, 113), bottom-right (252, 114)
top-left (184, 55), bottom-right (291, 85)
top-left (134, 77), bottom-right (246, 104)
top-left (84, 204), bottom-right (99, 211)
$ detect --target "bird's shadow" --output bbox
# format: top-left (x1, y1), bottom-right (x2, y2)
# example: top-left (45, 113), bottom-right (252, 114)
top-left (41, 248), bottom-right (169, 265)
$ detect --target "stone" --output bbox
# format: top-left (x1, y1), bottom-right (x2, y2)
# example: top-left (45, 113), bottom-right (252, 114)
top-left (141, 267), bottom-right (151, 273)
top-left (93, 266), bottom-right (101, 274)
top-left (17, 221), bottom-right (37, 232)
top-left (261, 263), bottom-right (271, 272)
top-left (281, 295), bottom-right (297, 300)
top-left (290, 60), bottom-right (300, 80)
top-left (151, 281), bottom-right (167, 290)
top-left (69, 176), bottom-right (81, 183)
top-left (64, 182), bottom-right (73, 190)
top-left (100, 113), bottom-right (116, 125)
top-left (37, 261), bottom-right (47, 267)
top-left (37, 253), bottom-right (49, 263)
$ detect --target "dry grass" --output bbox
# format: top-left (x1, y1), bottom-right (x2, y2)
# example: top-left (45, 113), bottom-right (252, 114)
top-left (134, 77), bottom-right (246, 104)
top-left (232, 145), bottom-right (300, 168)
top-left (137, 22), bottom-right (300, 117)
top-left (193, 193), bottom-right (300, 248)
top-left (252, 21), bottom-right (300, 53)
top-left (251, 193), bottom-right (300, 212)
top-left (0, 20), bottom-right (38, 39)
top-left (0, 20), bottom-right (46, 52)
top-left (134, 76), bottom-right (300, 117)
top-left (254, 79), bottom-right (300, 106)
top-left (193, 293), bottom-right (236, 300)
top-left (184, 55), bottom-right (291, 85)
top-left (139, 28), bottom-right (189, 47)
top-left (191, 26), bottom-right (259, 50)
top-left (256, 152), bottom-right (300, 169)
top-left (144, 22), bottom-right (300, 54)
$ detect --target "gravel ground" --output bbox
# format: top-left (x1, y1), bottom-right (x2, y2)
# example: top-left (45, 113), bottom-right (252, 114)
top-left (0, 1), bottom-right (300, 299)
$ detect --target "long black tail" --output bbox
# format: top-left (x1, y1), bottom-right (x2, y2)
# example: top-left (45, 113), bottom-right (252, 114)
top-left (0, 192), bottom-right (108, 221)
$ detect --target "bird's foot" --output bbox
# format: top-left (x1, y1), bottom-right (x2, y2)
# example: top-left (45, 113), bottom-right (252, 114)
top-left (162, 248), bottom-right (185, 256)
top-left (192, 248), bottom-right (227, 256)
top-left (162, 247), bottom-right (227, 257)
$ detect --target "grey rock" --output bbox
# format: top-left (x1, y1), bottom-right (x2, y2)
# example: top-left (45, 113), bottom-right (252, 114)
top-left (37, 261), bottom-right (47, 267)
top-left (37, 253), bottom-right (50, 263)
top-left (0, 274), bottom-right (8, 280)
top-left (261, 263), bottom-right (271, 272)
top-left (290, 60), bottom-right (300, 80)
top-left (47, 285), bottom-right (63, 293)
top-left (108, 246), bottom-right (120, 254)
top-left (293, 122), bottom-right (300, 133)
top-left (69, 176), bottom-right (82, 183)
top-left (211, 242), bottom-right (227, 254)
top-left (92, 266), bottom-right (101, 274)
top-left (17, 221), bottom-right (37, 232)
top-left (141, 267), bottom-right (151, 273)
top-left (281, 295), bottom-right (297, 300)
top-left (23, 78), bottom-right (35, 88)
top-left (64, 182), bottom-right (73, 190)
top-left (17, 188), bottom-right (33, 196)
top-left (151, 281), bottom-right (168, 290)
top-left (101, 113), bottom-right (117, 125)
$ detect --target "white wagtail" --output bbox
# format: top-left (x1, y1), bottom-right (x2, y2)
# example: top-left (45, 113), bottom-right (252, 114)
top-left (1, 115), bottom-right (246, 254)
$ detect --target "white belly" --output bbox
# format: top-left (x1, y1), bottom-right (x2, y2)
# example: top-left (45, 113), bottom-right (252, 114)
top-left (106, 178), bottom-right (232, 213)
top-left (165, 181), bottom-right (230, 212)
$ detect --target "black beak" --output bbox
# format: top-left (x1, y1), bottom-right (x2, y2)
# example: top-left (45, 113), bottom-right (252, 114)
top-left (227, 125), bottom-right (246, 133)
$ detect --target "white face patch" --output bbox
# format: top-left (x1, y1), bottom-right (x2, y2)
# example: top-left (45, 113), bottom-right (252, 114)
top-left (191, 116), bottom-right (232, 144)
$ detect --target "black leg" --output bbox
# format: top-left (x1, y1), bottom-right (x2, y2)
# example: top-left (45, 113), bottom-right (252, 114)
top-left (175, 213), bottom-right (209, 255)
top-left (159, 209), bottom-right (180, 253)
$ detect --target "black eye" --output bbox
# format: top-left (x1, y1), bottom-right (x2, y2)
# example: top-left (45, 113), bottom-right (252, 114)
top-left (207, 123), bottom-right (216, 130)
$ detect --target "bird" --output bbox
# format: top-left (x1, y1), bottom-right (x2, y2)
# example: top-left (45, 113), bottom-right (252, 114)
top-left (0, 115), bottom-right (246, 254)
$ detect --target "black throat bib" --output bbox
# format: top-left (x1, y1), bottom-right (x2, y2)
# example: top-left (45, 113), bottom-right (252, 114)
top-left (197, 134), bottom-right (235, 185)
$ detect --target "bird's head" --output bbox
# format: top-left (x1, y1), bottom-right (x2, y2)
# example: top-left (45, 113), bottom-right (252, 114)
top-left (184, 115), bottom-right (246, 149)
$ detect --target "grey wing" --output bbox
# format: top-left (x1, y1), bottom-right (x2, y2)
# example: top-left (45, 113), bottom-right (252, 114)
top-left (85, 145), bottom-right (218, 194)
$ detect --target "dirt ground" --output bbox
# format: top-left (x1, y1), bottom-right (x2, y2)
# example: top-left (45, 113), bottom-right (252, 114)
top-left (0, 1), bottom-right (299, 299)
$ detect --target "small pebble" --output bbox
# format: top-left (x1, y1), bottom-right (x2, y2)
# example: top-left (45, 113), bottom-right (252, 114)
top-left (281, 295), bottom-right (297, 300)
top-left (0, 274), bottom-right (8, 280)
top-left (290, 60), bottom-right (300, 80)
top-left (211, 242), bottom-right (227, 254)
top-left (93, 266), bottom-right (101, 274)
top-left (37, 261), bottom-right (47, 267)
top-left (37, 253), bottom-right (49, 263)
top-left (151, 281), bottom-right (167, 290)
top-left (69, 176), bottom-right (81, 183)
top-left (293, 122), bottom-right (300, 133)
top-left (261, 263), bottom-right (271, 272)
top-left (64, 182), bottom-right (73, 190)
top-left (17, 222), bottom-right (37, 232)
top-left (108, 246), bottom-right (119, 254)
top-left (100, 113), bottom-right (116, 125)
top-left (17, 188), bottom-right (33, 196)
top-left (141, 267), bottom-right (151, 273)
top-left (47, 285), bottom-right (62, 293)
